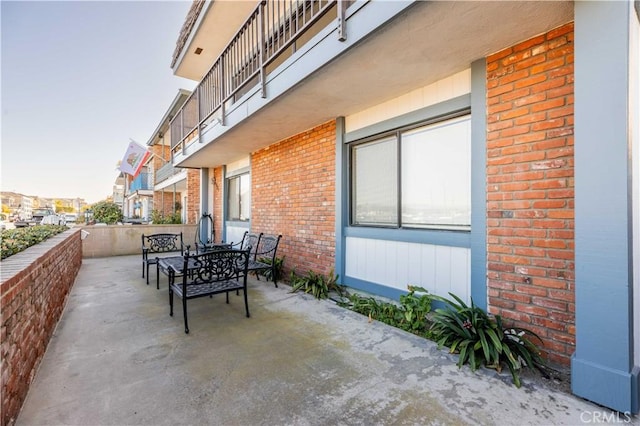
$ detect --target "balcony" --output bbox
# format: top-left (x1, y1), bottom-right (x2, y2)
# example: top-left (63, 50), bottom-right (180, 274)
top-left (169, 0), bottom-right (572, 170)
top-left (155, 162), bottom-right (183, 184)
top-left (170, 0), bottom-right (346, 160)
top-left (129, 172), bottom-right (152, 192)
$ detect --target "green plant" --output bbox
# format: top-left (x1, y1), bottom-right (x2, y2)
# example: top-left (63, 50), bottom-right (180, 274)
top-left (257, 256), bottom-right (285, 281)
top-left (289, 269), bottom-right (342, 299)
top-left (1, 225), bottom-right (68, 260)
top-left (151, 210), bottom-right (182, 224)
top-left (399, 285), bottom-right (433, 333)
top-left (91, 201), bottom-right (123, 224)
top-left (340, 286), bottom-right (433, 337)
top-left (430, 293), bottom-right (546, 387)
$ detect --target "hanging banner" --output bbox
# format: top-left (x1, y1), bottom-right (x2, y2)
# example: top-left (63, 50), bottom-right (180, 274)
top-left (118, 141), bottom-right (151, 178)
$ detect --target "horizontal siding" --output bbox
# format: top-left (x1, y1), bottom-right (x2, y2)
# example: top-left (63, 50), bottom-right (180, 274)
top-left (345, 69), bottom-right (471, 133)
top-left (345, 236), bottom-right (470, 302)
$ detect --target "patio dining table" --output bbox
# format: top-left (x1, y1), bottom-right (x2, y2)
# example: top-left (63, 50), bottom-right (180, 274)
top-left (156, 243), bottom-right (233, 290)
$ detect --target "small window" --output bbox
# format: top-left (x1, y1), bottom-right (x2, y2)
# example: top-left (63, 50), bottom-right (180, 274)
top-left (352, 136), bottom-right (397, 226)
top-left (351, 114), bottom-right (471, 231)
top-left (227, 173), bottom-right (250, 221)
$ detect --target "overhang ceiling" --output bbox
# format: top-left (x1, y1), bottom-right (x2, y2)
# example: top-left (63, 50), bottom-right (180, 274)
top-left (177, 0), bottom-right (574, 168)
top-left (174, 0), bottom-right (259, 80)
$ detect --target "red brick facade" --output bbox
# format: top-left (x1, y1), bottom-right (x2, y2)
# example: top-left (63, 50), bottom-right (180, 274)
top-left (153, 191), bottom-right (181, 216)
top-left (1, 230), bottom-right (83, 426)
top-left (251, 121), bottom-right (336, 276)
top-left (212, 166), bottom-right (224, 241)
top-left (186, 169), bottom-right (200, 224)
top-left (486, 23), bottom-right (575, 365)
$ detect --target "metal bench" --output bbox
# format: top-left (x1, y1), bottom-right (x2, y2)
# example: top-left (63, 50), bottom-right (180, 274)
top-left (167, 248), bottom-right (251, 334)
top-left (141, 232), bottom-right (184, 287)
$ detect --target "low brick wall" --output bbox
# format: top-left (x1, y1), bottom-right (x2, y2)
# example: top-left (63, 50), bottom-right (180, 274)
top-left (81, 224), bottom-right (197, 258)
top-left (0, 229), bottom-right (83, 426)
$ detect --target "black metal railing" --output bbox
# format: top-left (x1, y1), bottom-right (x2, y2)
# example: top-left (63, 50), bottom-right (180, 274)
top-left (170, 0), bottom-right (347, 155)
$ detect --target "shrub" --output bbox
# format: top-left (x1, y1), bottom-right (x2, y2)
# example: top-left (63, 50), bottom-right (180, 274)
top-left (289, 269), bottom-right (343, 299)
top-left (257, 256), bottom-right (285, 281)
top-left (91, 201), bottom-right (123, 224)
top-left (340, 286), bottom-right (433, 338)
top-left (1, 225), bottom-right (68, 260)
top-left (430, 293), bottom-right (546, 387)
top-left (151, 210), bottom-right (182, 224)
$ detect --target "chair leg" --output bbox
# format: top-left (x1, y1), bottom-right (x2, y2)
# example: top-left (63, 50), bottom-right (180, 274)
top-left (182, 298), bottom-right (189, 334)
top-left (272, 267), bottom-right (278, 288)
top-left (243, 289), bottom-right (250, 318)
top-left (146, 263), bottom-right (150, 285)
top-left (142, 262), bottom-right (145, 278)
top-left (156, 263), bottom-right (160, 290)
top-left (169, 288), bottom-right (174, 316)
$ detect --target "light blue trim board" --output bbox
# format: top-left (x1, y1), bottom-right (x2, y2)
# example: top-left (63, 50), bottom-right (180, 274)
top-left (335, 117), bottom-right (347, 287)
top-left (470, 59), bottom-right (488, 311)
top-left (572, 0), bottom-right (638, 414)
top-left (343, 276), bottom-right (406, 301)
top-left (344, 227), bottom-right (470, 248)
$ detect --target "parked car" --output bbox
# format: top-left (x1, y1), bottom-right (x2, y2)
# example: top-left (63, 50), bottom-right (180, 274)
top-left (15, 208), bottom-right (66, 227)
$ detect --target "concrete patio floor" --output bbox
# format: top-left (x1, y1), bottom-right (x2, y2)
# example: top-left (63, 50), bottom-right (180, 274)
top-left (16, 255), bottom-right (636, 425)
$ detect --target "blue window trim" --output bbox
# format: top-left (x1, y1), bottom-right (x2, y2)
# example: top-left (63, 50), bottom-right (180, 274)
top-left (336, 65), bottom-right (486, 310)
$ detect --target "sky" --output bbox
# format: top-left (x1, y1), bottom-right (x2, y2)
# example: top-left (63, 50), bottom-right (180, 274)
top-left (1, 0), bottom-right (197, 204)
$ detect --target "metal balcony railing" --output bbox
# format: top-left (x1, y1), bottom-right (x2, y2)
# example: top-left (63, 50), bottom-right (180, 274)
top-left (130, 173), bottom-right (152, 191)
top-left (170, 0), bottom-right (347, 156)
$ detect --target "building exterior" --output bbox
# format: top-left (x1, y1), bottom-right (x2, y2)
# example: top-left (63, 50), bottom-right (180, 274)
top-left (112, 173), bottom-right (126, 210)
top-left (145, 89), bottom-right (201, 225)
top-left (168, 0), bottom-right (639, 413)
top-left (1, 192), bottom-right (87, 219)
top-left (122, 169), bottom-right (153, 220)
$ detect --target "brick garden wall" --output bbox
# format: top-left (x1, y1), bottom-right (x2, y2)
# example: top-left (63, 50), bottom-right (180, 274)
top-left (251, 121), bottom-right (336, 276)
top-left (0, 229), bottom-right (83, 426)
top-left (486, 23), bottom-right (575, 365)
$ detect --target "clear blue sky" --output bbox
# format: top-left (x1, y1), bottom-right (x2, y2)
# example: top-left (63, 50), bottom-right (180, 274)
top-left (1, 0), bottom-right (196, 204)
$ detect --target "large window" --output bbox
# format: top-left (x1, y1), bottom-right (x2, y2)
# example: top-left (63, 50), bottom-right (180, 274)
top-left (227, 173), bottom-right (250, 221)
top-left (351, 114), bottom-right (471, 230)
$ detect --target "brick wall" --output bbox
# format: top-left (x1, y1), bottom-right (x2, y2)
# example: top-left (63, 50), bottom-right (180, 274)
top-left (486, 23), bottom-right (574, 365)
top-left (186, 169), bottom-right (200, 225)
top-left (1, 229), bottom-right (83, 426)
top-left (153, 191), bottom-right (182, 217)
top-left (251, 121), bottom-right (336, 276)
top-left (212, 167), bottom-right (224, 241)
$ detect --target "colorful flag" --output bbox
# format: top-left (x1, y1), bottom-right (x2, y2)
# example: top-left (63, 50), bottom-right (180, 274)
top-left (118, 141), bottom-right (151, 178)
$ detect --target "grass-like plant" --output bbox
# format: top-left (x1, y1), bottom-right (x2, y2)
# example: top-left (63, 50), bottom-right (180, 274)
top-left (430, 293), bottom-right (546, 387)
top-left (257, 256), bottom-right (285, 282)
top-left (289, 269), bottom-right (343, 299)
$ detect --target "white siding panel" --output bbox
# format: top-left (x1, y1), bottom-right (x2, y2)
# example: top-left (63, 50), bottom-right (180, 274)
top-left (434, 246), bottom-right (452, 298)
top-left (225, 225), bottom-right (247, 246)
top-left (450, 247), bottom-right (471, 303)
top-left (345, 69), bottom-right (472, 133)
top-left (345, 237), bottom-right (470, 302)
